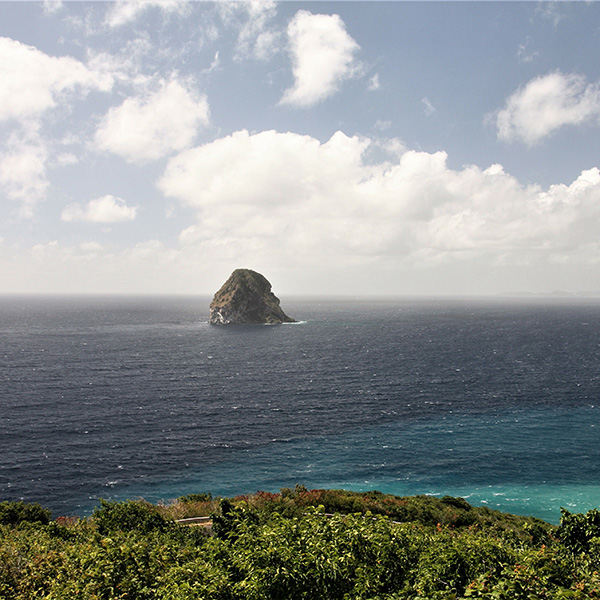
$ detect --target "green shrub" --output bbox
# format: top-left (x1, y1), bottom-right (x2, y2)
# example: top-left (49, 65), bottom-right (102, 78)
top-left (178, 492), bottom-right (213, 503)
top-left (559, 507), bottom-right (600, 555)
top-left (92, 499), bottom-right (172, 535)
top-left (0, 501), bottom-right (51, 526)
top-left (415, 529), bottom-right (514, 597)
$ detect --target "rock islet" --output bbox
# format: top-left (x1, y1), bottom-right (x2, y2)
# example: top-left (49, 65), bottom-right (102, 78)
top-left (208, 269), bottom-right (295, 325)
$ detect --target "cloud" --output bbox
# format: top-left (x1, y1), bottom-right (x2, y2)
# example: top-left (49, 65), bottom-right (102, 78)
top-left (3, 237), bottom-right (190, 295)
top-left (280, 10), bottom-right (360, 107)
top-left (204, 52), bottom-right (220, 74)
top-left (422, 97), bottom-right (436, 116)
top-left (228, 0), bottom-right (280, 61)
top-left (496, 71), bottom-right (600, 144)
top-left (53, 153), bottom-right (79, 167)
top-left (158, 129), bottom-right (600, 271)
top-left (42, 1), bottom-right (63, 14)
top-left (61, 195), bottom-right (138, 223)
top-left (95, 78), bottom-right (210, 163)
top-left (0, 136), bottom-right (48, 217)
top-left (517, 38), bottom-right (538, 64)
top-left (0, 36), bottom-right (112, 123)
top-left (536, 2), bottom-right (566, 28)
top-left (0, 39), bottom-right (116, 213)
top-left (374, 119), bottom-right (392, 131)
top-left (80, 241), bottom-right (103, 252)
top-left (104, 0), bottom-right (185, 28)
top-left (8, 137), bottom-right (600, 295)
top-left (215, 0), bottom-right (279, 61)
top-left (85, 38), bottom-right (154, 87)
top-left (0, 38), bottom-right (115, 213)
top-left (159, 129), bottom-right (368, 210)
top-left (368, 74), bottom-right (380, 91)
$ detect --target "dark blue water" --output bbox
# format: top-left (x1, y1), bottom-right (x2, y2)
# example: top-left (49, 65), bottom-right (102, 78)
top-left (1, 295), bottom-right (599, 523)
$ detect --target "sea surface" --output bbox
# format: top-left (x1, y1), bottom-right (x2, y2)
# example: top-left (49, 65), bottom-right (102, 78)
top-left (1, 295), bottom-right (599, 524)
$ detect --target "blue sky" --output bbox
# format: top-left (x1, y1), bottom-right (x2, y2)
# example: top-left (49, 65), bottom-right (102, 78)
top-left (1, 1), bottom-right (600, 296)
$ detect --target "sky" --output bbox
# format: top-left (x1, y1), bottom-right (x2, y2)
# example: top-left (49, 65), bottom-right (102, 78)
top-left (1, 0), bottom-right (600, 297)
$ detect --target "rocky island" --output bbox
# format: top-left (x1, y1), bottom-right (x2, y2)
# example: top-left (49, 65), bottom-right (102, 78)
top-left (208, 269), bottom-right (296, 325)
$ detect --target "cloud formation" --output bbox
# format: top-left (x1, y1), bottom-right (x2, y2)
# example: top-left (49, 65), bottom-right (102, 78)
top-left (61, 195), bottom-right (138, 223)
top-left (226, 0), bottom-right (280, 60)
top-left (0, 137), bottom-right (48, 216)
top-left (95, 79), bottom-right (210, 163)
top-left (104, 0), bottom-right (185, 28)
top-left (0, 37), bottom-right (114, 213)
top-left (159, 129), bottom-right (600, 270)
top-left (2, 1), bottom-right (599, 295)
top-left (497, 71), bottom-right (600, 144)
top-left (0, 36), bottom-right (112, 123)
top-left (280, 11), bottom-right (360, 107)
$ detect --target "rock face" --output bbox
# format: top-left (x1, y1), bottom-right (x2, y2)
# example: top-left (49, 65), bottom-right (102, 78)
top-left (209, 269), bottom-right (295, 325)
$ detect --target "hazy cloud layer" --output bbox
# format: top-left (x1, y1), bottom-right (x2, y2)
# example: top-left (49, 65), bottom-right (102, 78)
top-left (497, 72), bottom-right (600, 144)
top-left (280, 11), bottom-right (360, 107)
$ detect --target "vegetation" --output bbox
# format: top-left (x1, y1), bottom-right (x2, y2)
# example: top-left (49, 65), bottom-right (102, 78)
top-left (1, 488), bottom-right (599, 599)
top-left (0, 500), bottom-right (52, 526)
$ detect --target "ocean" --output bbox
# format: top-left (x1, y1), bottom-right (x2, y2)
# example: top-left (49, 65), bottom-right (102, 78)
top-left (1, 295), bottom-right (599, 524)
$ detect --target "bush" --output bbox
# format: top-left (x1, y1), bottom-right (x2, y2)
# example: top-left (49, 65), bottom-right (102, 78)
top-left (0, 501), bottom-right (51, 526)
top-left (558, 508), bottom-right (600, 554)
top-left (92, 499), bottom-right (172, 535)
top-left (212, 498), bottom-right (259, 540)
top-left (178, 492), bottom-right (212, 503)
top-left (415, 529), bottom-right (514, 597)
top-left (559, 507), bottom-right (600, 555)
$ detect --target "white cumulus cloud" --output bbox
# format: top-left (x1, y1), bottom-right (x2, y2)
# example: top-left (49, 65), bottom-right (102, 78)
top-left (95, 79), bottom-right (210, 163)
top-left (280, 10), bottom-right (360, 107)
top-left (158, 129), bottom-right (600, 271)
top-left (61, 195), bottom-right (138, 223)
top-left (496, 71), bottom-right (600, 144)
top-left (0, 137), bottom-right (48, 217)
top-left (0, 36), bottom-right (113, 123)
top-left (159, 129), bottom-right (368, 209)
top-left (0, 37), bottom-right (115, 214)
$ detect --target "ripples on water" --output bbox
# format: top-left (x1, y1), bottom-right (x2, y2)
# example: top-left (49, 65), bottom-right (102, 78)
top-left (1, 295), bottom-right (599, 522)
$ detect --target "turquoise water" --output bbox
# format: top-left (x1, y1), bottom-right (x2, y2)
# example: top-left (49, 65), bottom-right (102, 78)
top-left (121, 403), bottom-right (599, 524)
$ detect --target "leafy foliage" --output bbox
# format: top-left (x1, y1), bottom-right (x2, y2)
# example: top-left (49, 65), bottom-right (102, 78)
top-left (0, 492), bottom-right (599, 599)
top-left (186, 486), bottom-right (553, 543)
top-left (560, 507), bottom-right (600, 555)
top-left (178, 492), bottom-right (213, 504)
top-left (92, 499), bottom-right (173, 535)
top-left (0, 501), bottom-right (51, 526)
